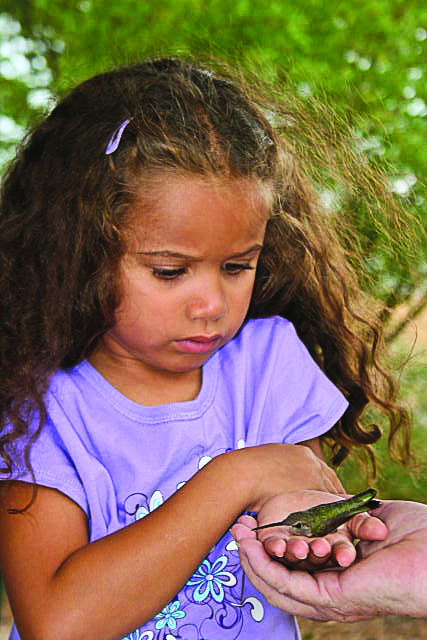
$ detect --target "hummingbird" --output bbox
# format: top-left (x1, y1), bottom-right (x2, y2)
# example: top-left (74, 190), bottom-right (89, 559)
top-left (253, 488), bottom-right (381, 537)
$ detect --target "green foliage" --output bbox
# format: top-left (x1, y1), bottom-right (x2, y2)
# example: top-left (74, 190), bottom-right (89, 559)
top-left (0, 0), bottom-right (426, 309)
top-left (338, 339), bottom-right (427, 503)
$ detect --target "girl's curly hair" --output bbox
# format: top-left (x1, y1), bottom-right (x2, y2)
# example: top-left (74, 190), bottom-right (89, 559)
top-left (0, 56), bottom-right (410, 480)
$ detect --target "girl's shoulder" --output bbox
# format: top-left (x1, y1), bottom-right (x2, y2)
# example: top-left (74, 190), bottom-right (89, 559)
top-left (218, 316), bottom-right (348, 443)
top-left (223, 316), bottom-right (300, 360)
top-left (47, 360), bottom-right (100, 400)
top-left (42, 360), bottom-right (124, 424)
top-left (239, 315), bottom-right (294, 337)
top-left (216, 315), bottom-right (310, 384)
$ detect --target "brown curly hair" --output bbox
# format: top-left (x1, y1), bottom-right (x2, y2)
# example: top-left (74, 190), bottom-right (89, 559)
top-left (0, 56), bottom-right (410, 482)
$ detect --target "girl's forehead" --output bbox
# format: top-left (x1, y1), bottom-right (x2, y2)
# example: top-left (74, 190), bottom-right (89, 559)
top-left (129, 174), bottom-right (272, 247)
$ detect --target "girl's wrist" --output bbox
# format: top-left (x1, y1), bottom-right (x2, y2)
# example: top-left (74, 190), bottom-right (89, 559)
top-left (216, 448), bottom-right (262, 513)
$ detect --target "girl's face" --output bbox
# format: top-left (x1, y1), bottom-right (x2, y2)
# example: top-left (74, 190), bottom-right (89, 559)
top-left (90, 174), bottom-right (270, 403)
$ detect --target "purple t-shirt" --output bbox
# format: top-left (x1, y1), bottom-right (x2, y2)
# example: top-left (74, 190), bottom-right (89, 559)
top-left (5, 317), bottom-right (348, 640)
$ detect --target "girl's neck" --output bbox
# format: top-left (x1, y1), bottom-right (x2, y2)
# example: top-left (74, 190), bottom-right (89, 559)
top-left (87, 349), bottom-right (202, 406)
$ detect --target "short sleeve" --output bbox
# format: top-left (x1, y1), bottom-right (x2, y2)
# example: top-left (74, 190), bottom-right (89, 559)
top-left (262, 320), bottom-right (348, 443)
top-left (2, 414), bottom-right (89, 515)
top-left (219, 317), bottom-right (349, 446)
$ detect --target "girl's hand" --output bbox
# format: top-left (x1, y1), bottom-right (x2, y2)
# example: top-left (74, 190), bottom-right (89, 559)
top-left (236, 490), bottom-right (387, 571)
top-left (238, 443), bottom-right (345, 513)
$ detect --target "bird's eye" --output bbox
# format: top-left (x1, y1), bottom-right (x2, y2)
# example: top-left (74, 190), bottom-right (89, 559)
top-left (294, 522), bottom-right (303, 528)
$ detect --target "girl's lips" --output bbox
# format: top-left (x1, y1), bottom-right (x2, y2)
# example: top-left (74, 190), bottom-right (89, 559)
top-left (175, 336), bottom-right (222, 354)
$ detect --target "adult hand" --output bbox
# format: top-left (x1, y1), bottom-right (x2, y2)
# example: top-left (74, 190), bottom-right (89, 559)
top-left (232, 496), bottom-right (427, 620)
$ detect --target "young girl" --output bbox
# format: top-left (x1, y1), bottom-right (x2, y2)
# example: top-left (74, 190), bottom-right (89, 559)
top-left (0, 57), bottom-right (409, 640)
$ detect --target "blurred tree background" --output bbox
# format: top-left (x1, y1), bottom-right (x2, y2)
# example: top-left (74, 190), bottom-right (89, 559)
top-left (0, 0), bottom-right (425, 320)
top-left (0, 1), bottom-right (426, 498)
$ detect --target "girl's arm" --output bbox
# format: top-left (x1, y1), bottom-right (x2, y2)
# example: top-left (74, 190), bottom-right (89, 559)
top-left (0, 443), bottom-right (342, 640)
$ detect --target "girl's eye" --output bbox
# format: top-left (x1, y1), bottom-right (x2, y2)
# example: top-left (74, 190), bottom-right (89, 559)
top-left (151, 263), bottom-right (254, 281)
top-left (224, 263), bottom-right (254, 275)
top-left (152, 268), bottom-right (186, 280)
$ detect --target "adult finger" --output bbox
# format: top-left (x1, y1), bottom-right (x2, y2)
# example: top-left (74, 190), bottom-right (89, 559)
top-left (237, 537), bottom-right (331, 619)
top-left (230, 515), bottom-right (258, 542)
top-left (346, 513), bottom-right (388, 541)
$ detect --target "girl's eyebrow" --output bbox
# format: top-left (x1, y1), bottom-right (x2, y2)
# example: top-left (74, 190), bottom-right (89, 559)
top-left (136, 244), bottom-right (264, 260)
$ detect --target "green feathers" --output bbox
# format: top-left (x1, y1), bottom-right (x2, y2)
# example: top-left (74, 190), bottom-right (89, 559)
top-left (253, 488), bottom-right (381, 537)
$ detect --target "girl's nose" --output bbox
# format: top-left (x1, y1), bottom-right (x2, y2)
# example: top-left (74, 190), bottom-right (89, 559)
top-left (186, 278), bottom-right (227, 322)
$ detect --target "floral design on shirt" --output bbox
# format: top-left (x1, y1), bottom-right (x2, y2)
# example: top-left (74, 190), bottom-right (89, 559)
top-left (154, 600), bottom-right (186, 631)
top-left (122, 448), bottom-right (265, 640)
top-left (187, 555), bottom-right (237, 603)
